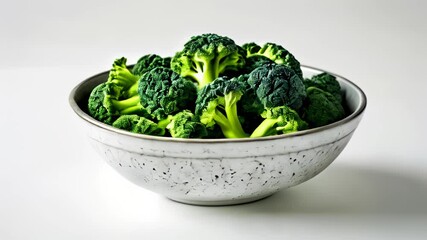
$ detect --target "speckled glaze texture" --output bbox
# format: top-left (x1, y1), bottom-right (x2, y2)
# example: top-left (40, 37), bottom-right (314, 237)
top-left (70, 66), bottom-right (366, 205)
top-left (87, 115), bottom-right (359, 205)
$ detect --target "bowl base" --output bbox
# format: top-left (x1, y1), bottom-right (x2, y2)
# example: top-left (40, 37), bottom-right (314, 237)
top-left (166, 193), bottom-right (274, 206)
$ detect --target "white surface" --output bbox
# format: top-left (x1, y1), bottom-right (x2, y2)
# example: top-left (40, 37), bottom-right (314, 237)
top-left (1, 0), bottom-right (426, 239)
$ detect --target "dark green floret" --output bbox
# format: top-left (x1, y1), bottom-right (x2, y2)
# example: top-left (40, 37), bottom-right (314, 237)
top-left (138, 67), bottom-right (197, 120)
top-left (248, 63), bottom-right (306, 110)
top-left (250, 105), bottom-right (308, 138)
top-left (195, 76), bottom-right (248, 138)
top-left (171, 33), bottom-right (246, 89)
top-left (243, 55), bottom-right (274, 74)
top-left (300, 87), bottom-right (346, 128)
top-left (112, 114), bottom-right (170, 136)
top-left (166, 110), bottom-right (207, 138)
top-left (132, 54), bottom-right (171, 77)
top-left (304, 72), bottom-right (342, 102)
top-left (88, 82), bottom-right (148, 125)
top-left (243, 42), bottom-right (302, 78)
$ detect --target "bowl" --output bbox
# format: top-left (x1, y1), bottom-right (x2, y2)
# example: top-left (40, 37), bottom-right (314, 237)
top-left (69, 66), bottom-right (366, 206)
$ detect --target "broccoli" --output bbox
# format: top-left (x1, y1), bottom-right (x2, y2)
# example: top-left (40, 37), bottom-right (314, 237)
top-left (166, 110), bottom-right (207, 138)
top-left (105, 57), bottom-right (144, 99)
top-left (88, 82), bottom-right (148, 124)
top-left (250, 106), bottom-right (308, 138)
top-left (171, 33), bottom-right (246, 89)
top-left (107, 57), bottom-right (139, 90)
top-left (243, 55), bottom-right (274, 74)
top-left (242, 42), bottom-right (262, 56)
top-left (195, 76), bottom-right (248, 138)
top-left (138, 67), bottom-right (198, 120)
top-left (242, 42), bottom-right (303, 78)
top-left (132, 54), bottom-right (171, 77)
top-left (304, 72), bottom-right (342, 102)
top-left (300, 87), bottom-right (346, 128)
top-left (247, 63), bottom-right (306, 111)
top-left (112, 114), bottom-right (170, 136)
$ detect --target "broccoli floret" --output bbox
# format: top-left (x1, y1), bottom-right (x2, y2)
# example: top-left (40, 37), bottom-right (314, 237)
top-left (166, 110), bottom-right (207, 138)
top-left (171, 33), bottom-right (246, 89)
top-left (243, 55), bottom-right (274, 74)
top-left (250, 106), bottom-right (308, 138)
top-left (195, 76), bottom-right (248, 138)
top-left (105, 57), bottom-right (143, 99)
top-left (112, 114), bottom-right (168, 136)
top-left (304, 72), bottom-right (342, 102)
top-left (301, 87), bottom-right (346, 128)
top-left (138, 67), bottom-right (198, 120)
top-left (108, 57), bottom-right (139, 90)
top-left (242, 42), bottom-right (262, 56)
top-left (243, 42), bottom-right (302, 78)
top-left (132, 54), bottom-right (171, 77)
top-left (247, 63), bottom-right (306, 110)
top-left (88, 82), bottom-right (148, 125)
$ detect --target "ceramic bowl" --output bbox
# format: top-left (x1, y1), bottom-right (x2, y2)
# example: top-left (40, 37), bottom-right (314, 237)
top-left (69, 66), bottom-right (366, 206)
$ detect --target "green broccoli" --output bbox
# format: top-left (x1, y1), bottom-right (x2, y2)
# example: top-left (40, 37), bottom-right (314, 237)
top-left (138, 67), bottom-right (198, 120)
top-left (242, 42), bottom-right (302, 78)
top-left (88, 82), bottom-right (148, 125)
top-left (171, 33), bottom-right (246, 89)
top-left (250, 106), bottom-right (308, 138)
top-left (107, 57), bottom-right (139, 90)
top-left (166, 110), bottom-right (207, 138)
top-left (195, 76), bottom-right (248, 138)
top-left (112, 114), bottom-right (170, 136)
top-left (304, 72), bottom-right (342, 102)
top-left (247, 63), bottom-right (306, 110)
top-left (105, 57), bottom-right (144, 99)
top-left (300, 87), bottom-right (346, 128)
top-left (132, 54), bottom-right (171, 77)
top-left (243, 55), bottom-right (274, 74)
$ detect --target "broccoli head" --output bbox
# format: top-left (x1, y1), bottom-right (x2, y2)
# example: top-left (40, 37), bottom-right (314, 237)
top-left (138, 67), bottom-right (197, 120)
top-left (304, 72), bottom-right (342, 102)
top-left (301, 87), bottom-right (346, 128)
top-left (195, 76), bottom-right (248, 138)
top-left (242, 42), bottom-right (262, 56)
top-left (243, 55), bottom-right (274, 74)
top-left (88, 82), bottom-right (148, 125)
top-left (171, 33), bottom-right (246, 89)
top-left (247, 63), bottom-right (306, 110)
top-left (107, 57), bottom-right (139, 90)
top-left (112, 114), bottom-right (168, 136)
top-left (243, 42), bottom-right (302, 78)
top-left (132, 54), bottom-right (171, 77)
top-left (250, 105), bottom-right (308, 138)
top-left (166, 110), bottom-right (207, 138)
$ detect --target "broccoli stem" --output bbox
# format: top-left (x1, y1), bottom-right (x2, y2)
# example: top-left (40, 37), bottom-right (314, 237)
top-left (250, 118), bottom-right (278, 138)
top-left (213, 110), bottom-right (240, 138)
top-left (212, 109), bottom-right (247, 139)
top-left (126, 82), bottom-right (139, 97)
top-left (111, 95), bottom-right (142, 114)
top-left (276, 122), bottom-right (295, 133)
top-left (157, 116), bottom-right (173, 129)
top-left (194, 56), bottom-right (217, 89)
top-left (224, 92), bottom-right (247, 138)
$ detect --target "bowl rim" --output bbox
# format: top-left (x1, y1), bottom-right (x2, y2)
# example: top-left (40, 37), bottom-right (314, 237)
top-left (69, 65), bottom-right (367, 143)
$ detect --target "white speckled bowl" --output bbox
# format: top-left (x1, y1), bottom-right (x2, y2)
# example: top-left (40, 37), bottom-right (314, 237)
top-left (69, 66), bottom-right (366, 206)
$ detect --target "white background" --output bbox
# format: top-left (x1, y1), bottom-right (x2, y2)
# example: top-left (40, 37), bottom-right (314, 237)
top-left (1, 0), bottom-right (427, 239)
